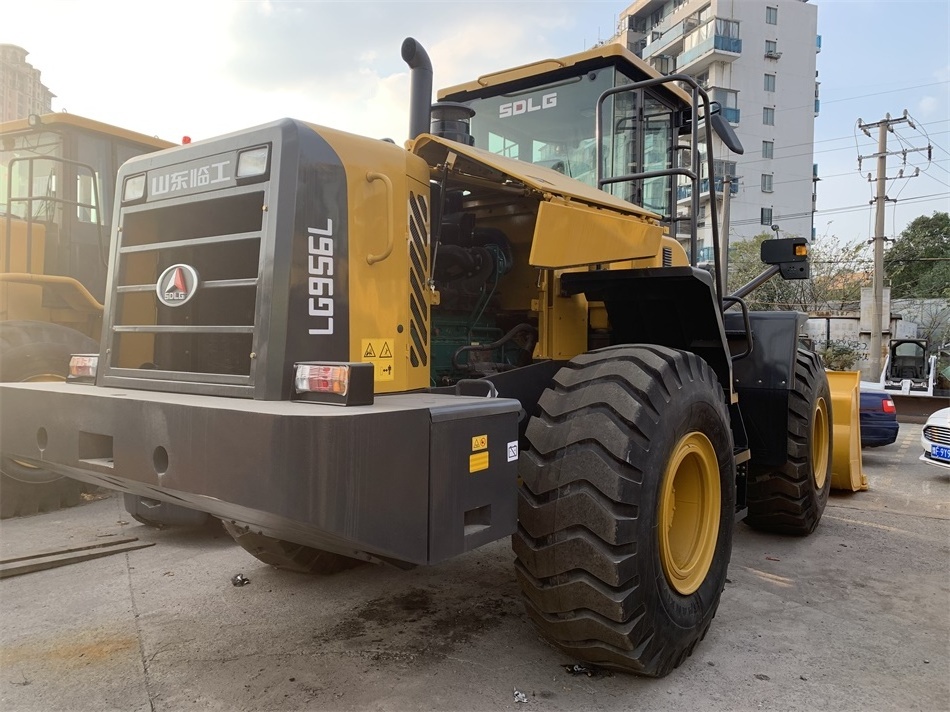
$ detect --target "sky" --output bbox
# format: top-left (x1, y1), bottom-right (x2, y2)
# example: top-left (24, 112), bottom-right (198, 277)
top-left (4, 0), bottom-right (948, 245)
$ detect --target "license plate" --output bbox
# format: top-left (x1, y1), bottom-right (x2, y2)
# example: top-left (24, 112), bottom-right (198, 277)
top-left (933, 444), bottom-right (950, 462)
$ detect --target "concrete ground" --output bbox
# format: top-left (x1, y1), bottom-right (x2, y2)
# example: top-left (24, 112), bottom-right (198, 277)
top-left (1, 424), bottom-right (948, 712)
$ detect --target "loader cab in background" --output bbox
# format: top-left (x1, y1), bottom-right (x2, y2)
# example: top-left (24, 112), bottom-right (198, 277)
top-left (883, 339), bottom-right (929, 391)
top-left (1, 113), bottom-right (172, 313)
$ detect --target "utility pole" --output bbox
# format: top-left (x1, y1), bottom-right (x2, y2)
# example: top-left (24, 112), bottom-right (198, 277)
top-left (856, 111), bottom-right (926, 381)
top-left (720, 174), bottom-right (733, 296)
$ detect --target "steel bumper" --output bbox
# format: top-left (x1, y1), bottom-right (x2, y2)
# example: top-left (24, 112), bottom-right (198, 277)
top-left (0, 382), bottom-right (521, 566)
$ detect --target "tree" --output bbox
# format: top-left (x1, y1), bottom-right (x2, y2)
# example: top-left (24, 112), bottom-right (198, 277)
top-left (727, 232), bottom-right (870, 312)
top-left (885, 212), bottom-right (950, 299)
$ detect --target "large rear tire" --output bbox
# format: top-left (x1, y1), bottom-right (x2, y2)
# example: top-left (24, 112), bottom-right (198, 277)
top-left (745, 349), bottom-right (832, 536)
top-left (222, 520), bottom-right (366, 575)
top-left (0, 321), bottom-right (99, 519)
top-left (514, 345), bottom-right (735, 677)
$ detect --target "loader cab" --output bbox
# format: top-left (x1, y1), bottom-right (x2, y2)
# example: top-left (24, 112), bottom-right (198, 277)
top-left (883, 339), bottom-right (929, 390)
top-left (1, 113), bottom-right (172, 303)
top-left (439, 44), bottom-right (700, 249)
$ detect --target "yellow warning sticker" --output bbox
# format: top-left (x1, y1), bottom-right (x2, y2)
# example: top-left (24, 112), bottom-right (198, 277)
top-left (469, 451), bottom-right (489, 473)
top-left (361, 338), bottom-right (395, 382)
top-left (472, 435), bottom-right (488, 452)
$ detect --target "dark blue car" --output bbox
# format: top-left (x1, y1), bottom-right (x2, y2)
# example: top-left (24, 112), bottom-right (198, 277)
top-left (860, 390), bottom-right (899, 447)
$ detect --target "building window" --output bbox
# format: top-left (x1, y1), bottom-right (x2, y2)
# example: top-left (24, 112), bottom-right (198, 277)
top-left (715, 18), bottom-right (740, 38)
top-left (762, 141), bottom-right (774, 159)
top-left (761, 208), bottom-right (773, 226)
top-left (766, 6), bottom-right (778, 24)
top-left (765, 39), bottom-right (778, 55)
top-left (761, 174), bottom-right (773, 193)
top-left (713, 159), bottom-right (737, 178)
top-left (763, 107), bottom-right (775, 125)
top-left (764, 74), bottom-right (776, 92)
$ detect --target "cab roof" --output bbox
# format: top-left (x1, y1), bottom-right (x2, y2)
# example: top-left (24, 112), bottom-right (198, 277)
top-left (0, 112), bottom-right (173, 149)
top-left (438, 43), bottom-right (691, 107)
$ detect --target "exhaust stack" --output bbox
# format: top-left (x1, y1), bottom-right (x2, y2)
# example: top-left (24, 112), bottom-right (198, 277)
top-left (401, 37), bottom-right (433, 141)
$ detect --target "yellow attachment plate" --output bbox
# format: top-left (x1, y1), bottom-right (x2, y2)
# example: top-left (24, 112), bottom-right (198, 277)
top-left (826, 370), bottom-right (869, 492)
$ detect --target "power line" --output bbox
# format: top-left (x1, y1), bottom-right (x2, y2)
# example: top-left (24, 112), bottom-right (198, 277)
top-left (729, 192), bottom-right (950, 227)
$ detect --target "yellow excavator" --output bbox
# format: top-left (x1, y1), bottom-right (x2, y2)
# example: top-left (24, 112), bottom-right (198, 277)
top-left (0, 40), bottom-right (862, 675)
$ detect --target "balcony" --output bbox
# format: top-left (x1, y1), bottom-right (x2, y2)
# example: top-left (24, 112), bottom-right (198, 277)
top-left (677, 33), bottom-right (742, 74)
top-left (814, 99), bottom-right (821, 115)
top-left (677, 177), bottom-right (740, 202)
top-left (642, 21), bottom-right (685, 59)
top-left (721, 107), bottom-right (740, 124)
top-left (816, 34), bottom-right (822, 53)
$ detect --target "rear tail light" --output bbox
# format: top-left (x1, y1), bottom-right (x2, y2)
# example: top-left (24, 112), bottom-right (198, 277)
top-left (67, 354), bottom-right (99, 382)
top-left (882, 398), bottom-right (896, 414)
top-left (292, 362), bottom-right (373, 406)
top-left (295, 364), bottom-right (350, 395)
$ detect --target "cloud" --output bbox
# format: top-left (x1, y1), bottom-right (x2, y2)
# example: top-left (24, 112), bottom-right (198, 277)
top-left (917, 95), bottom-right (939, 118)
top-left (218, 1), bottom-right (587, 141)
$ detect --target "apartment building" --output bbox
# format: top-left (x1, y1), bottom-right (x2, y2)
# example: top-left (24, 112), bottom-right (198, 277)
top-left (1, 44), bottom-right (55, 122)
top-left (612, 0), bottom-right (820, 255)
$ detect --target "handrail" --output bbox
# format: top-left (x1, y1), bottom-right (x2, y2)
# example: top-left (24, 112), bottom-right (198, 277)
top-left (593, 74), bottom-right (723, 301)
top-left (365, 171), bottom-right (395, 265)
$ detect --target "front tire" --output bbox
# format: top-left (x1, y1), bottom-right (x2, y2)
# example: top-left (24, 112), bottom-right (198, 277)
top-left (745, 349), bottom-right (832, 536)
top-left (514, 345), bottom-right (735, 677)
top-left (0, 321), bottom-right (99, 518)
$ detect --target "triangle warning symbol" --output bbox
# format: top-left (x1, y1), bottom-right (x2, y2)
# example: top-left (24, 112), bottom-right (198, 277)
top-left (379, 343), bottom-right (393, 358)
top-left (363, 343), bottom-right (376, 358)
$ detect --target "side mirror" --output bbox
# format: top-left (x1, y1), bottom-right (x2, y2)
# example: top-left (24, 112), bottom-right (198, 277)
top-left (676, 105), bottom-right (745, 155)
top-left (709, 113), bottom-right (744, 155)
top-left (761, 237), bottom-right (810, 280)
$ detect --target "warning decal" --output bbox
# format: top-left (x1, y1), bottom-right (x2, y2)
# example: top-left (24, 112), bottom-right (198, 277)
top-left (361, 338), bottom-right (395, 381)
top-left (469, 451), bottom-right (489, 473)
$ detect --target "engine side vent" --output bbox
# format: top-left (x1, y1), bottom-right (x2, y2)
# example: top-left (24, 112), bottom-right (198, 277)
top-left (407, 191), bottom-right (430, 368)
top-left (663, 246), bottom-right (673, 267)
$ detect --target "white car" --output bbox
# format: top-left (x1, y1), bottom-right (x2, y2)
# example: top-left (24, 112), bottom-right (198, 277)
top-left (920, 407), bottom-right (950, 470)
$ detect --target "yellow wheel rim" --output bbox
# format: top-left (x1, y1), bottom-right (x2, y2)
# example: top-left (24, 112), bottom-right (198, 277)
top-left (659, 432), bottom-right (721, 596)
top-left (811, 396), bottom-right (830, 490)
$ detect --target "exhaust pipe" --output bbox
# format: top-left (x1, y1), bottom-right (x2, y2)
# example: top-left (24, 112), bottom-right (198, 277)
top-left (401, 37), bottom-right (433, 141)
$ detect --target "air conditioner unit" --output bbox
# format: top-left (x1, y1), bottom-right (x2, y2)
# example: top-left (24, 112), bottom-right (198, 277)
top-left (765, 51), bottom-right (783, 59)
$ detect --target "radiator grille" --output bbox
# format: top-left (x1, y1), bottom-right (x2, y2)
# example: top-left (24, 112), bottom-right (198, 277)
top-left (106, 189), bottom-right (264, 390)
top-left (924, 425), bottom-right (950, 446)
top-left (407, 191), bottom-right (430, 369)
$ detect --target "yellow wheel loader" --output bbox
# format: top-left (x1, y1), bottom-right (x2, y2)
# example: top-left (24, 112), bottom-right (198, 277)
top-left (0, 40), bottom-right (846, 675)
top-left (0, 113), bottom-right (172, 517)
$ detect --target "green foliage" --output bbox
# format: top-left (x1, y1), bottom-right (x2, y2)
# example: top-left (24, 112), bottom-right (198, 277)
top-left (818, 344), bottom-right (859, 371)
top-left (726, 232), bottom-right (870, 312)
top-left (885, 212), bottom-right (950, 299)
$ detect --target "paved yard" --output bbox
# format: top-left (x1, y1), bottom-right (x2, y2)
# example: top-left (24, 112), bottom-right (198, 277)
top-left (1, 424), bottom-right (948, 711)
